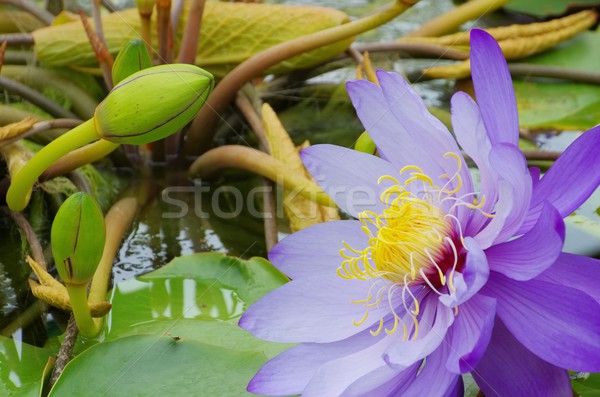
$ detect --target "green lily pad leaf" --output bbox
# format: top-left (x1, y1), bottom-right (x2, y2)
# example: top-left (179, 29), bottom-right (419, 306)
top-left (514, 81), bottom-right (600, 130)
top-left (573, 373), bottom-right (600, 396)
top-left (62, 253), bottom-right (293, 395)
top-left (504, 0), bottom-right (600, 17)
top-left (49, 335), bottom-right (269, 396)
top-left (513, 31), bottom-right (600, 131)
top-left (0, 335), bottom-right (55, 396)
top-left (524, 31), bottom-right (600, 73)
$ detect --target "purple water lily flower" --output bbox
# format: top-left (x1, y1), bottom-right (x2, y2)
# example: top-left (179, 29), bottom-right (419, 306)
top-left (239, 29), bottom-right (600, 396)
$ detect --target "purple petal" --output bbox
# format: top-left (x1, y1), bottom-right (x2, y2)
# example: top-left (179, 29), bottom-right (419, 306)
top-left (440, 237), bottom-right (489, 308)
top-left (446, 294), bottom-right (496, 374)
top-left (301, 144), bottom-right (398, 217)
top-left (383, 295), bottom-right (454, 369)
top-left (450, 91), bottom-right (497, 234)
top-left (483, 272), bottom-right (600, 371)
top-left (399, 340), bottom-right (462, 397)
top-left (376, 71), bottom-right (473, 198)
top-left (301, 333), bottom-right (397, 396)
top-left (444, 376), bottom-right (464, 397)
top-left (248, 329), bottom-right (384, 396)
top-left (536, 252), bottom-right (600, 304)
top-left (474, 144), bottom-right (531, 248)
top-left (521, 125), bottom-right (600, 232)
top-left (239, 275), bottom-right (392, 343)
top-left (340, 364), bottom-right (420, 397)
top-left (485, 202), bottom-right (564, 281)
top-left (472, 317), bottom-right (571, 397)
top-left (346, 79), bottom-right (445, 181)
top-left (470, 29), bottom-right (519, 146)
top-left (269, 220), bottom-right (367, 280)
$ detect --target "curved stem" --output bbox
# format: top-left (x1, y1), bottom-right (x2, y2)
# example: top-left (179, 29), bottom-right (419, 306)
top-left (185, 0), bottom-right (420, 154)
top-left (0, 76), bottom-right (78, 119)
top-left (88, 197), bottom-right (139, 304)
top-left (188, 145), bottom-right (335, 208)
top-left (406, 0), bottom-right (510, 38)
top-left (66, 283), bottom-right (102, 338)
top-left (6, 119), bottom-right (98, 212)
top-left (42, 140), bottom-right (120, 181)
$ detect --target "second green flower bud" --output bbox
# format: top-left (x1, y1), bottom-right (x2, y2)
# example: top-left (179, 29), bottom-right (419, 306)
top-left (51, 192), bottom-right (106, 285)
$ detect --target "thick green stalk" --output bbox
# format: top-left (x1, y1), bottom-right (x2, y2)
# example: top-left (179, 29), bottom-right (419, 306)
top-left (66, 283), bottom-right (102, 338)
top-left (185, 0), bottom-right (420, 154)
top-left (6, 119), bottom-right (98, 212)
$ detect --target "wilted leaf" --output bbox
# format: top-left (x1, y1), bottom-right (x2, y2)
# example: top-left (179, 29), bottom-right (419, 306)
top-left (33, 2), bottom-right (352, 77)
top-left (262, 103), bottom-right (339, 232)
top-left (0, 117), bottom-right (36, 141)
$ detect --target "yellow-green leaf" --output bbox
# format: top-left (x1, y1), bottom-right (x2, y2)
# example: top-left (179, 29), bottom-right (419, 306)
top-left (32, 2), bottom-right (352, 77)
top-left (262, 103), bottom-right (339, 232)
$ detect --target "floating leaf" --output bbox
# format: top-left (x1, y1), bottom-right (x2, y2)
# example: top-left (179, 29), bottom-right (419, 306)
top-left (49, 335), bottom-right (270, 396)
top-left (514, 81), bottom-right (600, 131)
top-left (573, 373), bottom-right (600, 397)
top-left (0, 335), bottom-right (55, 396)
top-left (504, 0), bottom-right (600, 17)
top-left (48, 253), bottom-right (291, 396)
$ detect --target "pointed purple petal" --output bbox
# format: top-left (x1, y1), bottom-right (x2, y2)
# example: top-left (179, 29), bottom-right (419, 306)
top-left (522, 125), bottom-right (600, 232)
top-left (486, 202), bottom-right (564, 281)
top-left (440, 237), bottom-right (489, 307)
top-left (248, 329), bottom-right (382, 396)
top-left (301, 144), bottom-right (398, 217)
top-left (269, 220), bottom-right (367, 280)
top-left (383, 295), bottom-right (454, 369)
top-left (340, 364), bottom-right (420, 397)
top-left (301, 334), bottom-right (397, 396)
top-left (346, 79), bottom-right (445, 180)
top-left (239, 275), bottom-right (392, 343)
top-left (470, 29), bottom-right (519, 146)
top-left (537, 252), bottom-right (600, 304)
top-left (472, 317), bottom-right (571, 397)
top-left (446, 294), bottom-right (496, 374)
top-left (450, 91), bottom-right (498, 234)
top-left (474, 144), bottom-right (531, 248)
top-left (483, 273), bottom-right (600, 371)
top-left (400, 341), bottom-right (462, 397)
top-left (376, 71), bottom-right (473, 198)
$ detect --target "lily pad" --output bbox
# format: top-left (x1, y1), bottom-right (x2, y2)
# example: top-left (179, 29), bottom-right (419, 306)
top-left (49, 335), bottom-right (269, 396)
top-left (0, 335), bottom-right (55, 396)
top-left (513, 31), bottom-right (600, 131)
top-left (504, 0), bottom-right (600, 17)
top-left (514, 81), bottom-right (600, 130)
top-left (54, 253), bottom-right (292, 396)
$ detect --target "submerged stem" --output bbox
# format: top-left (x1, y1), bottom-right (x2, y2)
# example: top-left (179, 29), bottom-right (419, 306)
top-left (189, 145), bottom-right (335, 208)
top-left (6, 119), bottom-right (98, 212)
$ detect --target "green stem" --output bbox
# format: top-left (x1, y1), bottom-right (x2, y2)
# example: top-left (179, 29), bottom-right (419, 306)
top-left (66, 283), bottom-right (102, 338)
top-left (6, 119), bottom-right (98, 212)
top-left (185, 0), bottom-right (420, 154)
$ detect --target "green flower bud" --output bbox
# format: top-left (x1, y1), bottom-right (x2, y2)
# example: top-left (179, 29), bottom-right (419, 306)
top-left (94, 64), bottom-right (214, 145)
top-left (112, 39), bottom-right (152, 85)
top-left (51, 192), bottom-right (106, 285)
